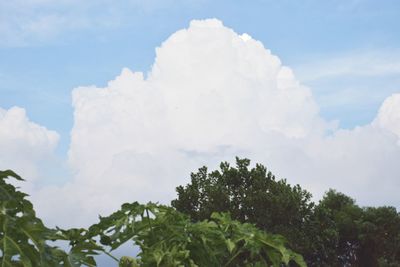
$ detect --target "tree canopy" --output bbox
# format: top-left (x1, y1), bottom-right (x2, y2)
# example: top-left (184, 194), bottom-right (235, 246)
top-left (172, 158), bottom-right (400, 266)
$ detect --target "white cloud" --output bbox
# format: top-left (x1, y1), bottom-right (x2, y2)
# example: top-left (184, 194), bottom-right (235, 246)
top-left (374, 93), bottom-right (400, 140)
top-left (19, 19), bottom-right (399, 228)
top-left (0, 106), bottom-right (59, 182)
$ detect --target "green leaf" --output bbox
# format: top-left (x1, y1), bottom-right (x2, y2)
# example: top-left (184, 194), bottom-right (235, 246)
top-left (225, 239), bottom-right (235, 253)
top-left (0, 170), bottom-right (24, 181)
top-left (119, 256), bottom-right (139, 267)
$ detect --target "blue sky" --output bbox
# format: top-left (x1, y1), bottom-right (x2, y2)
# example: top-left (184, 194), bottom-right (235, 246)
top-left (1, 1), bottom-right (400, 265)
top-left (1, 0), bottom-right (400, 156)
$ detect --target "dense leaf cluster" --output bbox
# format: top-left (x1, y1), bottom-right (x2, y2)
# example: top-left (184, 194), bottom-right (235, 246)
top-left (172, 158), bottom-right (400, 266)
top-left (0, 170), bottom-right (103, 266)
top-left (0, 169), bottom-right (305, 267)
top-left (0, 170), bottom-right (99, 266)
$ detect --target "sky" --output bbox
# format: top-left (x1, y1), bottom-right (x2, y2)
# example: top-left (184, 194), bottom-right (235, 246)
top-left (1, 0), bottom-right (400, 239)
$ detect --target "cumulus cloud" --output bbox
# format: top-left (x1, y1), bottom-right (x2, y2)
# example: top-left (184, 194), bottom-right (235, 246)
top-left (27, 19), bottom-right (400, 228)
top-left (0, 106), bottom-right (59, 182)
top-left (374, 93), bottom-right (400, 140)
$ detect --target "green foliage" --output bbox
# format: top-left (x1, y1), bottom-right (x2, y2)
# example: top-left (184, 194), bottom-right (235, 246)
top-left (4, 157), bottom-right (400, 266)
top-left (172, 158), bottom-right (315, 260)
top-left (172, 158), bottom-right (400, 266)
top-left (0, 170), bottom-right (103, 267)
top-left (84, 202), bottom-right (306, 266)
top-left (0, 169), bottom-right (305, 267)
top-left (316, 190), bottom-right (400, 266)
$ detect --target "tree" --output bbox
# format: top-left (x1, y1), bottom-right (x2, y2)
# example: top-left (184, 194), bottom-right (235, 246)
top-left (317, 190), bottom-right (363, 265)
top-left (172, 158), bottom-right (400, 266)
top-left (318, 190), bottom-right (400, 266)
top-left (359, 206), bottom-right (400, 266)
top-left (171, 158), bottom-right (316, 263)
